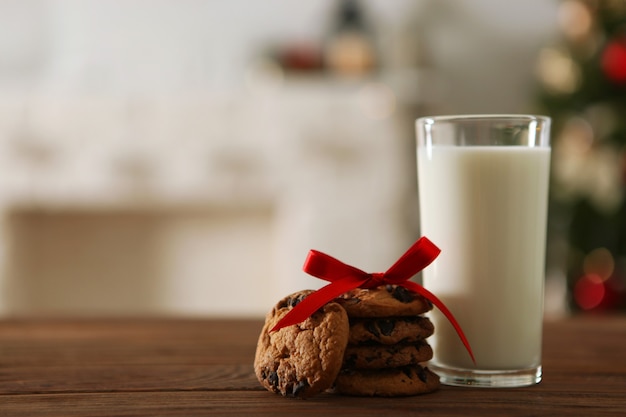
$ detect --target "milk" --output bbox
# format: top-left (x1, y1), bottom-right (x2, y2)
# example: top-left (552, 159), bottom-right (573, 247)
top-left (417, 146), bottom-right (551, 370)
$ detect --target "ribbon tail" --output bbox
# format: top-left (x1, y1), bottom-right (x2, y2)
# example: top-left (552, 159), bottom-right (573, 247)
top-left (403, 281), bottom-right (476, 364)
top-left (270, 277), bottom-right (366, 332)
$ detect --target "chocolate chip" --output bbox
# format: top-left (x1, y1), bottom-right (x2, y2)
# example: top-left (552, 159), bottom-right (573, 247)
top-left (290, 294), bottom-right (306, 308)
top-left (401, 367), bottom-right (413, 379)
top-left (391, 286), bottom-right (415, 303)
top-left (292, 380), bottom-right (309, 397)
top-left (289, 294), bottom-right (307, 308)
top-left (365, 321), bottom-right (380, 338)
top-left (268, 371), bottom-right (279, 387)
top-left (377, 319), bottom-right (395, 336)
top-left (417, 366), bottom-right (428, 382)
top-left (278, 293), bottom-right (308, 309)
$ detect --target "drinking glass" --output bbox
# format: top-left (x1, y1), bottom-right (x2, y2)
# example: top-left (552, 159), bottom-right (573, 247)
top-left (416, 114), bottom-right (551, 387)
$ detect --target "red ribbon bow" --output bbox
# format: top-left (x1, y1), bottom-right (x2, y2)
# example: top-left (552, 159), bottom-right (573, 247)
top-left (271, 236), bottom-right (475, 363)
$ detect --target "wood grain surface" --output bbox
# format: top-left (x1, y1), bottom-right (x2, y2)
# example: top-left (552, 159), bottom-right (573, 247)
top-left (0, 316), bottom-right (625, 416)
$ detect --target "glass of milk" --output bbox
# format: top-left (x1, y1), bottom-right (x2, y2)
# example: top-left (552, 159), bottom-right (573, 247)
top-left (416, 115), bottom-right (551, 387)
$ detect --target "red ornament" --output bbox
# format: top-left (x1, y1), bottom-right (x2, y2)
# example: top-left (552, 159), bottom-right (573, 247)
top-left (601, 37), bottom-right (626, 84)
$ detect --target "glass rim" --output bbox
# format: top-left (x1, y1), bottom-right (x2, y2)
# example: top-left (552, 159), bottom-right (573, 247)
top-left (416, 114), bottom-right (551, 125)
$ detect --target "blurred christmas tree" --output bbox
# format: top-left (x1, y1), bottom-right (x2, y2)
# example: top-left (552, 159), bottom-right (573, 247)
top-left (534, 0), bottom-right (626, 312)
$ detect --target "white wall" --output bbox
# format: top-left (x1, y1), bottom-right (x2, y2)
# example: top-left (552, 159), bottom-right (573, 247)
top-left (0, 0), bottom-right (558, 105)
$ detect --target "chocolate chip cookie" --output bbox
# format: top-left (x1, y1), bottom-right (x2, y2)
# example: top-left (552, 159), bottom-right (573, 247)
top-left (254, 290), bottom-right (350, 398)
top-left (333, 364), bottom-right (440, 396)
top-left (343, 340), bottom-right (433, 369)
top-left (337, 284), bottom-right (432, 318)
top-left (348, 316), bottom-right (435, 345)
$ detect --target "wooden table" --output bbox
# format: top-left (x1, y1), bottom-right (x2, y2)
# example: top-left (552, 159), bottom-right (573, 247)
top-left (1, 315), bottom-right (625, 416)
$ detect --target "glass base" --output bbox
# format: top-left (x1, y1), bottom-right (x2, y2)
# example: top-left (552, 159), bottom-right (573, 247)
top-left (429, 363), bottom-right (542, 388)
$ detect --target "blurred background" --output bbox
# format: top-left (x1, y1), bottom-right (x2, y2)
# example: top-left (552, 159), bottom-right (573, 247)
top-left (0, 0), bottom-right (624, 318)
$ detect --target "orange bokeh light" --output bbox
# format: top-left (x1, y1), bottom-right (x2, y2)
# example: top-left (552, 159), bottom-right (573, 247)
top-left (583, 247), bottom-right (615, 282)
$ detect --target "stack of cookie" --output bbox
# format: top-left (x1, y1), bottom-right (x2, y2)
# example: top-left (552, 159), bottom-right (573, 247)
top-left (254, 285), bottom-right (439, 398)
top-left (332, 284), bottom-right (439, 396)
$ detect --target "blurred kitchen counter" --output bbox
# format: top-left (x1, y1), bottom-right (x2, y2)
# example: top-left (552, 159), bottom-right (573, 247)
top-left (0, 79), bottom-right (428, 317)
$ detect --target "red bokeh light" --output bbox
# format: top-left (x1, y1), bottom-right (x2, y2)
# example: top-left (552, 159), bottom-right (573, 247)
top-left (573, 274), bottom-right (606, 310)
top-left (601, 37), bottom-right (626, 84)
